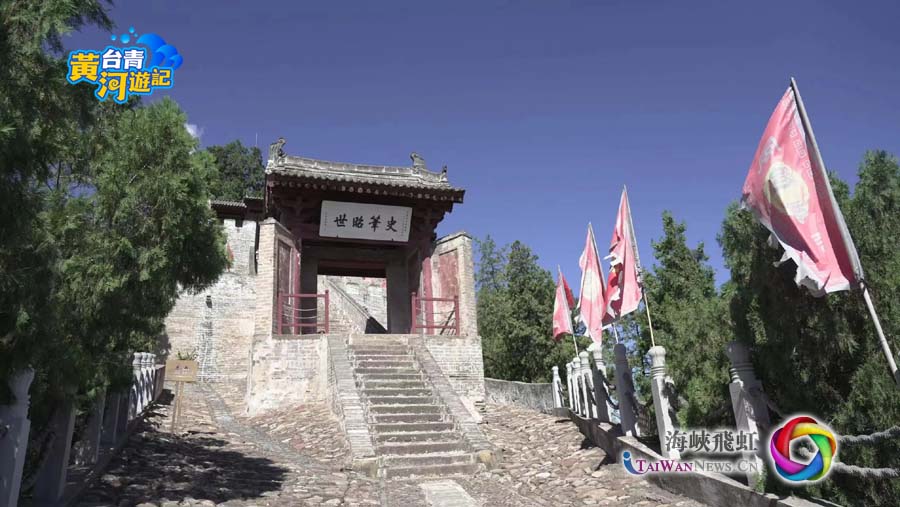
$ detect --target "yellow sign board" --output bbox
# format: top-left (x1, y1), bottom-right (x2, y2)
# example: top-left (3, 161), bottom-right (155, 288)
top-left (166, 359), bottom-right (199, 382)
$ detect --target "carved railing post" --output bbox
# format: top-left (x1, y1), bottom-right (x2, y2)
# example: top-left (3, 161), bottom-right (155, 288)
top-left (130, 352), bottom-right (141, 420)
top-left (565, 362), bottom-right (574, 411)
top-left (649, 346), bottom-right (679, 459)
top-left (74, 389), bottom-right (105, 466)
top-left (34, 399), bottom-right (76, 505)
top-left (141, 352), bottom-right (153, 410)
top-left (0, 368), bottom-right (35, 507)
top-left (101, 391), bottom-right (121, 445)
top-left (579, 351), bottom-right (594, 418)
top-left (589, 345), bottom-right (611, 422)
top-left (551, 366), bottom-right (563, 409)
top-left (571, 357), bottom-right (582, 416)
top-left (613, 343), bottom-right (640, 437)
top-left (726, 341), bottom-right (770, 487)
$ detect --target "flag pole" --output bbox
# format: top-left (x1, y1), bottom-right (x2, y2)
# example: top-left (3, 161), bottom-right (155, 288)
top-left (623, 186), bottom-right (657, 348)
top-left (790, 77), bottom-right (900, 386)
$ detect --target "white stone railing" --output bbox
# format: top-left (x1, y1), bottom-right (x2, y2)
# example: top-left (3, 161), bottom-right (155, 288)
top-left (0, 351), bottom-right (165, 507)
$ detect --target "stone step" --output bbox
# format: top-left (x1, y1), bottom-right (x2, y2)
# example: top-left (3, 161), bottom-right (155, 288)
top-left (369, 404), bottom-right (443, 415)
top-left (367, 396), bottom-right (436, 405)
top-left (356, 360), bottom-right (416, 368)
top-left (373, 413), bottom-right (445, 424)
top-left (358, 373), bottom-right (423, 381)
top-left (350, 347), bottom-right (410, 354)
top-left (383, 453), bottom-right (473, 468)
top-left (375, 422), bottom-right (455, 433)
top-left (382, 462), bottom-right (480, 479)
top-left (375, 430), bottom-right (461, 443)
top-left (356, 367), bottom-right (419, 375)
top-left (362, 380), bottom-right (428, 389)
top-left (351, 354), bottom-right (413, 360)
top-left (377, 441), bottom-right (468, 455)
top-left (364, 388), bottom-right (432, 397)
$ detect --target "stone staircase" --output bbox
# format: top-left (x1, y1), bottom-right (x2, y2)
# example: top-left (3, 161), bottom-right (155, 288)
top-left (349, 342), bottom-right (481, 479)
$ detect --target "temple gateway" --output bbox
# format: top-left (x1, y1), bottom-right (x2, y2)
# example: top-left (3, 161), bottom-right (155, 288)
top-left (165, 141), bottom-right (494, 475)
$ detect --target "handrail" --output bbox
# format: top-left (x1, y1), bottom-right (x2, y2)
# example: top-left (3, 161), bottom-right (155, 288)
top-left (410, 293), bottom-right (460, 335)
top-left (275, 291), bottom-right (330, 334)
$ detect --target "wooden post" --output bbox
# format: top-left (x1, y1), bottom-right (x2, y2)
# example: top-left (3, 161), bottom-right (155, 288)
top-left (166, 359), bottom-right (199, 433)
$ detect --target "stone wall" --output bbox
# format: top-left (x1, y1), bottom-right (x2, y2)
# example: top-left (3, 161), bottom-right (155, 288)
top-left (247, 334), bottom-right (329, 414)
top-left (423, 334), bottom-right (485, 413)
top-left (247, 219), bottom-right (334, 414)
top-left (322, 276), bottom-right (387, 328)
top-left (164, 218), bottom-right (257, 382)
top-left (484, 378), bottom-right (555, 414)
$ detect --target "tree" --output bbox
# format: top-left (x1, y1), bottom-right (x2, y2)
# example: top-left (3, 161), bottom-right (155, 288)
top-left (0, 0), bottom-right (113, 401)
top-left (719, 152), bottom-right (900, 506)
top-left (640, 212), bottom-right (731, 427)
top-left (476, 237), bottom-right (584, 383)
top-left (205, 140), bottom-right (265, 200)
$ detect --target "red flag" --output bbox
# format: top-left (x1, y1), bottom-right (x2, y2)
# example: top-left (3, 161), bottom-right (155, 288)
top-left (552, 268), bottom-right (574, 341)
top-left (578, 224), bottom-right (606, 343)
top-left (742, 86), bottom-right (861, 296)
top-left (604, 188), bottom-right (643, 323)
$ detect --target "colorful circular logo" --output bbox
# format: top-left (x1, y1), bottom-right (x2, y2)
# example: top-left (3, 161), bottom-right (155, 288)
top-left (768, 415), bottom-right (837, 483)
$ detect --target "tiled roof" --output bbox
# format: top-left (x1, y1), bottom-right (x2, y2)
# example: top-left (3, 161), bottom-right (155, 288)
top-left (267, 155), bottom-right (465, 201)
top-left (209, 199), bottom-right (247, 209)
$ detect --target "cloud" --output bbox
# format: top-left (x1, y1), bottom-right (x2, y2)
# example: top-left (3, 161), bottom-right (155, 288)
top-left (184, 123), bottom-right (204, 140)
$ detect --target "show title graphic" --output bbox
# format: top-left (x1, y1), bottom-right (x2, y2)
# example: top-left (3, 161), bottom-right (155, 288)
top-left (66, 26), bottom-right (183, 103)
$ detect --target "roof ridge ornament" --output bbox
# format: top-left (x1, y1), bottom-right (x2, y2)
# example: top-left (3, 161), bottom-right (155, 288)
top-left (268, 137), bottom-right (286, 165)
top-left (410, 152), bottom-right (427, 170)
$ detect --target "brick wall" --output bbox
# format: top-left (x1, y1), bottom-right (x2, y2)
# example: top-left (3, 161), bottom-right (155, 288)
top-left (164, 218), bottom-right (257, 382)
top-left (322, 276), bottom-right (387, 328)
top-left (429, 232), bottom-right (478, 336)
top-left (423, 335), bottom-right (486, 411)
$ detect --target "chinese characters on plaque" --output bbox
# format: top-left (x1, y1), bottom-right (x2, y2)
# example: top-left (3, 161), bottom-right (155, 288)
top-left (319, 201), bottom-right (412, 242)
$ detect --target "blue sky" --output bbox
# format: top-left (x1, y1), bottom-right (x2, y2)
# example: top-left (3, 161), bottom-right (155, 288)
top-left (66, 1), bottom-right (900, 286)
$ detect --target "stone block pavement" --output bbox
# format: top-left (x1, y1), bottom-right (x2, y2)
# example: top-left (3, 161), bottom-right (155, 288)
top-left (75, 382), bottom-right (704, 507)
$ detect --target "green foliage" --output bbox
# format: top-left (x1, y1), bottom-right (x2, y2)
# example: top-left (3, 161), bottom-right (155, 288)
top-left (176, 349), bottom-right (199, 361)
top-left (0, 0), bottom-right (113, 389)
top-left (640, 212), bottom-right (731, 427)
top-left (204, 140), bottom-right (265, 200)
top-left (0, 2), bottom-right (228, 487)
top-left (719, 151), bottom-right (900, 506)
top-left (476, 236), bottom-right (587, 383)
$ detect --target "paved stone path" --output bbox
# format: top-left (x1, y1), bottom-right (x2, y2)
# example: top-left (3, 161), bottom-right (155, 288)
top-left (76, 383), bottom-right (704, 507)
